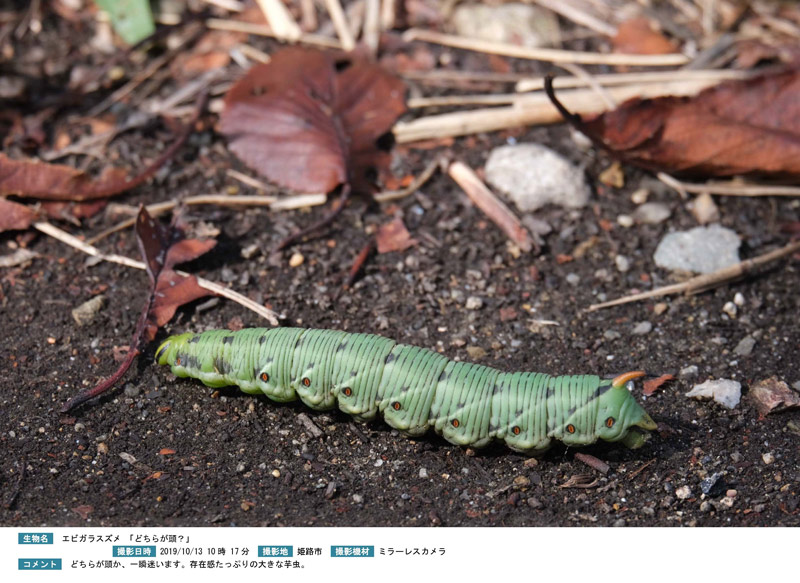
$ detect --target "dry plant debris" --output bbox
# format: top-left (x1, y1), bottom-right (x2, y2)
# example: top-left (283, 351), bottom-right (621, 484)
top-left (220, 47), bottom-right (407, 195)
top-left (548, 69), bottom-right (800, 178)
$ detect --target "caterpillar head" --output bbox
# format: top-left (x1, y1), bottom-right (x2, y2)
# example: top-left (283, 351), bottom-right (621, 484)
top-left (594, 371), bottom-right (657, 449)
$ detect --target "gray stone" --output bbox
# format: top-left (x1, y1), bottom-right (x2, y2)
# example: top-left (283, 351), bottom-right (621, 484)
top-left (654, 225), bottom-right (741, 274)
top-left (733, 336), bottom-right (756, 357)
top-left (632, 321), bottom-right (653, 335)
top-left (485, 144), bottom-right (590, 212)
top-left (633, 202), bottom-right (671, 224)
top-left (465, 296), bottom-right (483, 310)
top-left (679, 365), bottom-right (699, 378)
top-left (615, 254), bottom-right (630, 272)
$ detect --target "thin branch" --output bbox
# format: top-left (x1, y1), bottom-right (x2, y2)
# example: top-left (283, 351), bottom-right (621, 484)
top-left (447, 161), bottom-right (532, 253)
top-left (254, 0), bottom-right (302, 41)
top-left (395, 77), bottom-right (722, 143)
top-left (323, 0), bottom-right (356, 51)
top-left (586, 240), bottom-right (800, 311)
top-left (34, 221), bottom-right (279, 325)
top-left (406, 69), bottom-right (752, 108)
top-left (88, 193), bottom-right (328, 244)
top-left (206, 18), bottom-right (342, 49)
top-left (402, 28), bottom-right (689, 66)
top-left (658, 173), bottom-right (800, 197)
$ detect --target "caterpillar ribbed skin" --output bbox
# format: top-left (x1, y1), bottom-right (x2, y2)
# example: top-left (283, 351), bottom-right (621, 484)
top-left (155, 328), bottom-right (657, 454)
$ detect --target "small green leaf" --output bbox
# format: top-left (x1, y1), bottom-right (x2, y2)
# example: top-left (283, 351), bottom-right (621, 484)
top-left (94, 0), bottom-right (155, 45)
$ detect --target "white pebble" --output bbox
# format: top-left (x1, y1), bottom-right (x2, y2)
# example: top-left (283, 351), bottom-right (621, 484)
top-left (465, 296), bottom-right (483, 310)
top-left (675, 485), bottom-right (692, 500)
top-left (686, 379), bottom-right (741, 409)
top-left (633, 202), bottom-right (671, 224)
top-left (630, 188), bottom-right (649, 204)
top-left (615, 254), bottom-right (630, 273)
top-left (484, 144), bottom-right (590, 212)
top-left (733, 292), bottom-right (745, 307)
top-left (762, 452), bottom-right (775, 465)
top-left (617, 214), bottom-right (634, 228)
top-left (654, 225), bottom-right (741, 274)
top-left (722, 301), bottom-right (737, 318)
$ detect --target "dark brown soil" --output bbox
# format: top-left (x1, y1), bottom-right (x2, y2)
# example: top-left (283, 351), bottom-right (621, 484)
top-left (2, 8), bottom-right (799, 528)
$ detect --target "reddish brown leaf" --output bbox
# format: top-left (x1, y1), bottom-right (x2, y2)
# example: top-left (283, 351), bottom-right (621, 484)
top-left (547, 70), bottom-right (800, 177)
top-left (643, 374), bottom-right (674, 396)
top-left (376, 217), bottom-right (418, 253)
top-left (0, 91), bottom-right (204, 203)
top-left (0, 153), bottom-right (129, 200)
top-left (147, 272), bottom-right (212, 338)
top-left (72, 504), bottom-right (93, 520)
top-left (220, 48), bottom-right (406, 194)
top-left (61, 207), bottom-right (216, 412)
top-left (0, 198), bottom-right (36, 232)
top-left (40, 200), bottom-right (108, 222)
top-left (165, 238), bottom-right (218, 267)
top-left (612, 17), bottom-right (677, 55)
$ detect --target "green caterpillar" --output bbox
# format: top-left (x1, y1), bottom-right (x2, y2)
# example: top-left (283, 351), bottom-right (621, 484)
top-left (155, 328), bottom-right (657, 454)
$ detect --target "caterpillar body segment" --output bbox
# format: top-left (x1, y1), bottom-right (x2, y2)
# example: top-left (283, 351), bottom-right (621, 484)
top-left (156, 328), bottom-right (657, 454)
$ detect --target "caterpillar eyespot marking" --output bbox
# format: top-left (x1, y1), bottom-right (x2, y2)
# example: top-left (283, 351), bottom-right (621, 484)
top-left (156, 328), bottom-right (657, 455)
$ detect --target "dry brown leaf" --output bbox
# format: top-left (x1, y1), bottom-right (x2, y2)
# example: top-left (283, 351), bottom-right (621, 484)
top-left (220, 48), bottom-right (406, 195)
top-left (376, 217), bottom-right (418, 253)
top-left (0, 198), bottom-right (37, 232)
top-left (0, 153), bottom-right (129, 200)
top-left (643, 374), bottom-right (674, 396)
top-left (548, 69), bottom-right (800, 178)
top-left (612, 17), bottom-right (677, 55)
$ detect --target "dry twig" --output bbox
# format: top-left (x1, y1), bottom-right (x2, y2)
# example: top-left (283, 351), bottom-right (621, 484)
top-left (587, 240), bottom-right (800, 311)
top-left (402, 28), bottom-right (689, 66)
top-left (658, 173), bottom-right (800, 197)
top-left (34, 221), bottom-right (279, 325)
top-left (207, 18), bottom-right (342, 49)
top-left (323, 0), bottom-right (356, 51)
top-left (87, 193), bottom-right (327, 244)
top-left (447, 161), bottom-right (532, 253)
top-left (396, 78), bottom-right (723, 142)
top-left (254, 0), bottom-right (301, 41)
